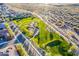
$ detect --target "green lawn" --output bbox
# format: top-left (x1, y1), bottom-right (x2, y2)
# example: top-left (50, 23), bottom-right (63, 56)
top-left (13, 17), bottom-right (75, 56)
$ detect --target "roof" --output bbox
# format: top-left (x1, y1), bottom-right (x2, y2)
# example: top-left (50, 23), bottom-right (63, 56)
top-left (0, 23), bottom-right (5, 29)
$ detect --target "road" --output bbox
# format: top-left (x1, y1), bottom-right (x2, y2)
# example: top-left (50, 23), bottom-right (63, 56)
top-left (2, 4), bottom-right (79, 55)
top-left (49, 7), bottom-right (79, 46)
top-left (0, 4), bottom-right (43, 56)
top-left (6, 5), bottom-right (79, 48)
top-left (8, 21), bottom-right (42, 56)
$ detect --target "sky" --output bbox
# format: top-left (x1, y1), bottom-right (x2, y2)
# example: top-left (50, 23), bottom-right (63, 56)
top-left (0, 0), bottom-right (79, 3)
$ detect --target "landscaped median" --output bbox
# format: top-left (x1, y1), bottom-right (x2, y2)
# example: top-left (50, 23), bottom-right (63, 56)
top-left (4, 22), bottom-right (14, 40)
top-left (15, 43), bottom-right (28, 56)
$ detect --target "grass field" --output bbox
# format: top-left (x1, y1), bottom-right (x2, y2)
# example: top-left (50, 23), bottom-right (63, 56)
top-left (13, 16), bottom-right (75, 56)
